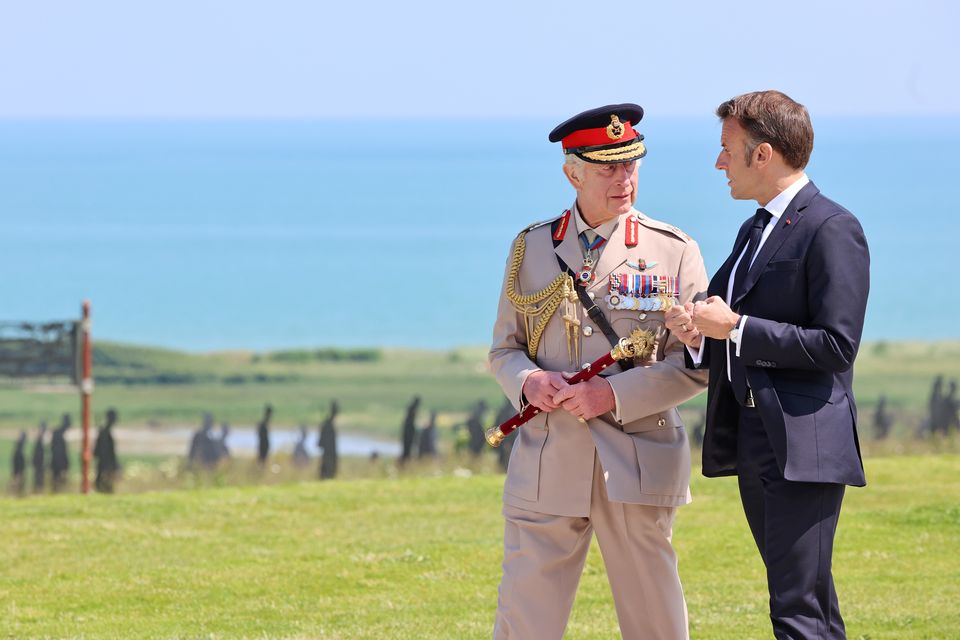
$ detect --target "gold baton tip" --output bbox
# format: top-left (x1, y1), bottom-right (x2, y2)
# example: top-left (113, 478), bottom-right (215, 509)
top-left (485, 426), bottom-right (505, 448)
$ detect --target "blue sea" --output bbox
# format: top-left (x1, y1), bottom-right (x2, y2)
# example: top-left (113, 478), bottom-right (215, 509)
top-left (1, 117), bottom-right (957, 351)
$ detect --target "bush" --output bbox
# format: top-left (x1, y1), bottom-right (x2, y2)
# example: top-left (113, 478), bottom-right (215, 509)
top-left (266, 348), bottom-right (382, 363)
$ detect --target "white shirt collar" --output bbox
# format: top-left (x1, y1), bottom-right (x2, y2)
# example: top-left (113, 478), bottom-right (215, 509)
top-left (572, 202), bottom-right (620, 240)
top-left (761, 174), bottom-right (809, 220)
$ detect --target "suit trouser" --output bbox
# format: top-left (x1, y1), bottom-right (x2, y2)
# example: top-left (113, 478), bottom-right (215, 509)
top-left (493, 453), bottom-right (688, 640)
top-left (737, 407), bottom-right (846, 640)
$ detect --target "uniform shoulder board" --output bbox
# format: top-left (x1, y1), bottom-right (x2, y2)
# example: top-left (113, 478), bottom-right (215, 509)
top-left (517, 212), bottom-right (564, 237)
top-left (634, 211), bottom-right (692, 242)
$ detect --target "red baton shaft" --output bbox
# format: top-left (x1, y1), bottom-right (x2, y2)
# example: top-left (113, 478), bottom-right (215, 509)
top-left (485, 350), bottom-right (618, 447)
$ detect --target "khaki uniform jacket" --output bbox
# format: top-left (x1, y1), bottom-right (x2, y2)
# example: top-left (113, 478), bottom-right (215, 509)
top-left (489, 205), bottom-right (709, 517)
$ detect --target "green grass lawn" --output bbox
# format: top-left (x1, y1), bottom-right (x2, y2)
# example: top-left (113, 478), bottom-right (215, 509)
top-left (1, 455), bottom-right (957, 639)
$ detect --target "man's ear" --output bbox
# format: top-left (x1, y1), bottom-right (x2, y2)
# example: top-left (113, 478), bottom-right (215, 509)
top-left (563, 162), bottom-right (582, 190)
top-left (754, 142), bottom-right (774, 169)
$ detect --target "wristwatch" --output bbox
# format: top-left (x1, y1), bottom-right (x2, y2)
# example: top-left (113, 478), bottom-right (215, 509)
top-left (728, 318), bottom-right (742, 344)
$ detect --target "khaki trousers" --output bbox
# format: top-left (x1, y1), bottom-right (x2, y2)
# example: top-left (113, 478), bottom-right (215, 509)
top-left (494, 455), bottom-right (688, 640)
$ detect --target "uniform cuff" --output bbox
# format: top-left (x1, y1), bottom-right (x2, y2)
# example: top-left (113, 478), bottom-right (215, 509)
top-left (687, 340), bottom-right (705, 367)
top-left (609, 378), bottom-right (623, 422)
top-left (735, 315), bottom-right (749, 358)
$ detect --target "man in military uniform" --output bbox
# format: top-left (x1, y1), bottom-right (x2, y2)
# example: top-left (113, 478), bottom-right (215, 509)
top-left (489, 104), bottom-right (709, 640)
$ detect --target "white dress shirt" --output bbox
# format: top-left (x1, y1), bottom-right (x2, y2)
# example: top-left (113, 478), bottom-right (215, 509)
top-left (689, 174), bottom-right (809, 377)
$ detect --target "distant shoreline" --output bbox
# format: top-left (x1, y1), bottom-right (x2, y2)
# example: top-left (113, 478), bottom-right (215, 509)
top-left (89, 337), bottom-right (960, 356)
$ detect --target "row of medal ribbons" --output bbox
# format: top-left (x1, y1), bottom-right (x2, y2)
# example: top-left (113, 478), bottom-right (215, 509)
top-left (605, 273), bottom-right (680, 311)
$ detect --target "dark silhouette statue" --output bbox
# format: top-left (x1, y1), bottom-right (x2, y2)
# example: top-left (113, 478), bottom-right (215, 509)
top-left (319, 401), bottom-right (339, 480)
top-left (257, 404), bottom-right (273, 465)
top-left (418, 410), bottom-right (438, 459)
top-left (32, 421), bottom-right (47, 492)
top-left (690, 415), bottom-right (706, 449)
top-left (466, 399), bottom-right (488, 456)
top-left (10, 431), bottom-right (27, 495)
top-left (945, 381), bottom-right (959, 435)
top-left (51, 413), bottom-right (72, 492)
top-left (924, 375), bottom-right (945, 437)
top-left (215, 423), bottom-right (231, 463)
top-left (292, 425), bottom-right (311, 467)
top-left (318, 400), bottom-right (340, 480)
top-left (873, 395), bottom-right (894, 440)
top-left (188, 413), bottom-right (219, 470)
top-left (493, 398), bottom-right (517, 472)
top-left (400, 395), bottom-right (420, 464)
top-left (94, 408), bottom-right (121, 493)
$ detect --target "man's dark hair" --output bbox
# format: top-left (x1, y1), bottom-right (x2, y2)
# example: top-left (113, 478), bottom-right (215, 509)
top-left (716, 91), bottom-right (814, 170)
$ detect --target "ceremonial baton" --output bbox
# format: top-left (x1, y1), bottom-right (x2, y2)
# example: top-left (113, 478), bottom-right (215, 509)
top-left (486, 328), bottom-right (655, 447)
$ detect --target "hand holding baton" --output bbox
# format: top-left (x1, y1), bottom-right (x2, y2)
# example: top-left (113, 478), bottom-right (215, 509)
top-left (486, 328), bottom-right (655, 447)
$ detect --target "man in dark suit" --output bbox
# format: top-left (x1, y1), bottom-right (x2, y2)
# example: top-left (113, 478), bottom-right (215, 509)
top-left (665, 90), bottom-right (869, 639)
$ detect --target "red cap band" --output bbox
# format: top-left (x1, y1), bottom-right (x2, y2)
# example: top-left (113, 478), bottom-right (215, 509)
top-left (562, 120), bottom-right (637, 150)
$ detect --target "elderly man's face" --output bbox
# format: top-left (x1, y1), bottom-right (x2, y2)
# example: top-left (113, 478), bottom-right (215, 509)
top-left (567, 160), bottom-right (639, 225)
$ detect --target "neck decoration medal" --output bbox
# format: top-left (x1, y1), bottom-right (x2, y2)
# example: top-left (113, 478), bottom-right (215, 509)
top-left (576, 256), bottom-right (596, 286)
top-left (576, 233), bottom-right (606, 286)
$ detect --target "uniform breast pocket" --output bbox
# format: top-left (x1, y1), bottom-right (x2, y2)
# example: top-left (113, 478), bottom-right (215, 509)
top-left (534, 313), bottom-right (565, 363)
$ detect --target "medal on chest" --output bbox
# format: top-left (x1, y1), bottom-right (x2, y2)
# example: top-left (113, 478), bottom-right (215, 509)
top-left (576, 256), bottom-right (596, 286)
top-left (605, 272), bottom-right (680, 317)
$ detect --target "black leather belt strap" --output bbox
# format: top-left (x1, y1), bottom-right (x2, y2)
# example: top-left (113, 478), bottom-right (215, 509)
top-left (551, 218), bottom-right (633, 371)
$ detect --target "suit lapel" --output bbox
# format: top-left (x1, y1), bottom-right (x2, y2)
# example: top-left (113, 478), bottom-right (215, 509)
top-left (731, 181), bottom-right (819, 308)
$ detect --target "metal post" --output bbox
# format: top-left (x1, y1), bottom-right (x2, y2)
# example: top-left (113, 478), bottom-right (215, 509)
top-left (81, 301), bottom-right (93, 494)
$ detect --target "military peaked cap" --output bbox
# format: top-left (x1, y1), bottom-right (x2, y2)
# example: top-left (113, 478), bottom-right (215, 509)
top-left (549, 103), bottom-right (646, 164)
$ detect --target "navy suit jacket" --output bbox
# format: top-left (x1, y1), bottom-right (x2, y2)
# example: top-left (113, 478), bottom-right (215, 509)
top-left (690, 181), bottom-right (869, 486)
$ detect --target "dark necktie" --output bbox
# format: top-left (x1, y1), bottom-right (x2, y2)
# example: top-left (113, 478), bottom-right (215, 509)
top-left (731, 208), bottom-right (772, 306)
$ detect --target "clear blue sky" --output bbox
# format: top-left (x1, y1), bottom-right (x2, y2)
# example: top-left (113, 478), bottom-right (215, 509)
top-left (0, 0), bottom-right (956, 119)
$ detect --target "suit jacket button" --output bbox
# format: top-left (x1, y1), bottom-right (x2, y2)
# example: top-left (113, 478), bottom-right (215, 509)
top-left (582, 326), bottom-right (593, 337)
top-left (658, 417), bottom-right (666, 427)
top-left (756, 360), bottom-right (763, 366)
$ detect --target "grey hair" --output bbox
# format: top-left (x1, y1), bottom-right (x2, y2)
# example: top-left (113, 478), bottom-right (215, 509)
top-left (564, 153), bottom-right (587, 178)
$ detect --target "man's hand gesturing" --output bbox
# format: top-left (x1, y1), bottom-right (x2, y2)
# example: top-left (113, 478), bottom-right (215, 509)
top-left (691, 296), bottom-right (740, 339)
top-left (665, 302), bottom-right (703, 349)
